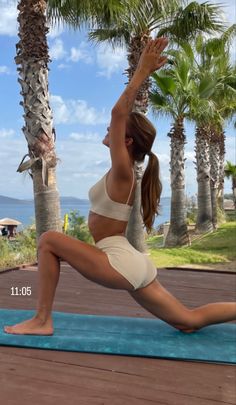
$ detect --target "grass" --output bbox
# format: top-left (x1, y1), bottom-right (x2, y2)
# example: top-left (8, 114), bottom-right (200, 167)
top-left (147, 222), bottom-right (236, 268)
top-left (1, 221), bottom-right (235, 271)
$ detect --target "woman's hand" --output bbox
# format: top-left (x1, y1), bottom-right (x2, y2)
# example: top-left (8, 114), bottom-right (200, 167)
top-left (136, 37), bottom-right (168, 77)
top-left (110, 37), bottom-right (168, 119)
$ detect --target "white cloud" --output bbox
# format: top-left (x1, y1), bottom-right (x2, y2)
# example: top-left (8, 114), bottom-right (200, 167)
top-left (68, 42), bottom-right (92, 64)
top-left (157, 153), bottom-right (169, 164)
top-left (50, 40), bottom-right (93, 66)
top-left (0, 1), bottom-right (17, 36)
top-left (47, 24), bottom-right (64, 39)
top-left (0, 125), bottom-right (233, 200)
top-left (214, 0), bottom-right (236, 26)
top-left (96, 43), bottom-right (127, 78)
top-left (50, 94), bottom-right (109, 125)
top-left (49, 38), bottom-right (66, 60)
top-left (57, 63), bottom-right (70, 70)
top-left (69, 132), bottom-right (101, 142)
top-left (185, 151), bottom-right (195, 161)
top-left (0, 66), bottom-right (10, 74)
top-left (0, 128), bottom-right (15, 138)
top-left (50, 95), bottom-right (69, 123)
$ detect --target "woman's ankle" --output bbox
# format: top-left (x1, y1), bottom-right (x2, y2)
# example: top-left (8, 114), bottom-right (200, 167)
top-left (34, 311), bottom-right (52, 324)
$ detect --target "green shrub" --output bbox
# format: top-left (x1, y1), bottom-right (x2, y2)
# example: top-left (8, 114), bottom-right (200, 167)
top-left (0, 226), bottom-right (37, 271)
top-left (65, 210), bottom-right (93, 243)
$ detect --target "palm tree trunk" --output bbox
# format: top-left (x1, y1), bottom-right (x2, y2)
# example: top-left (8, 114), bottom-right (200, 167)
top-left (209, 129), bottom-right (221, 229)
top-left (165, 118), bottom-right (190, 247)
top-left (16, 0), bottom-right (61, 239)
top-left (217, 131), bottom-right (226, 210)
top-left (126, 34), bottom-right (150, 113)
top-left (233, 177), bottom-right (236, 209)
top-left (125, 34), bottom-right (150, 251)
top-left (195, 126), bottom-right (213, 233)
top-left (125, 163), bottom-right (146, 252)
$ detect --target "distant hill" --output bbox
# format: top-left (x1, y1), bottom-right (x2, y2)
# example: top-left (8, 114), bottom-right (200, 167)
top-left (0, 195), bottom-right (89, 205)
top-left (60, 196), bottom-right (89, 204)
top-left (0, 194), bottom-right (170, 206)
top-left (0, 195), bottom-right (32, 205)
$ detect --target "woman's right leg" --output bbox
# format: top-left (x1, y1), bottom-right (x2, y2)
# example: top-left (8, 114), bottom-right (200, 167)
top-left (129, 280), bottom-right (236, 332)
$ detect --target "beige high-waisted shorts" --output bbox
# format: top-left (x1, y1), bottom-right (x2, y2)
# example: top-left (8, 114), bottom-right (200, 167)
top-left (95, 235), bottom-right (157, 290)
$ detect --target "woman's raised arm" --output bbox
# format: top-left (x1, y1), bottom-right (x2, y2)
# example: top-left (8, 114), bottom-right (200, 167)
top-left (111, 37), bottom-right (168, 118)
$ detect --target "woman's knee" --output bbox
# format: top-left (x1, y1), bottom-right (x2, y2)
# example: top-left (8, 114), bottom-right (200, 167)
top-left (38, 230), bottom-right (58, 251)
top-left (179, 309), bottom-right (202, 331)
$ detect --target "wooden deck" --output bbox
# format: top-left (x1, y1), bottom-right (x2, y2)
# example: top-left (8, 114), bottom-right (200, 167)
top-left (0, 264), bottom-right (235, 405)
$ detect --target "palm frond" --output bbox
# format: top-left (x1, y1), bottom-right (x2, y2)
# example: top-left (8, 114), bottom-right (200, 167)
top-left (47, 0), bottom-right (126, 29)
top-left (88, 28), bottom-right (130, 47)
top-left (158, 1), bottom-right (225, 41)
top-left (149, 91), bottom-right (168, 107)
top-left (198, 74), bottom-right (217, 99)
top-left (151, 72), bottom-right (177, 96)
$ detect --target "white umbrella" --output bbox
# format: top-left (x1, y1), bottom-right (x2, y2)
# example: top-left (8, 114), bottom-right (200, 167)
top-left (0, 218), bottom-right (22, 226)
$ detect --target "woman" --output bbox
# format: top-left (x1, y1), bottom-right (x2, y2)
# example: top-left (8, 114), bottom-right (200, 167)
top-left (4, 38), bottom-right (236, 335)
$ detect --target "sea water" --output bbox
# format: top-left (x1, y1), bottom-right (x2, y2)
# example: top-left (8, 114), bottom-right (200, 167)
top-left (0, 198), bottom-right (170, 230)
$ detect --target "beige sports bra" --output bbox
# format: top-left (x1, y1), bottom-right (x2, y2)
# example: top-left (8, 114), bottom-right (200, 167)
top-left (88, 169), bottom-right (135, 221)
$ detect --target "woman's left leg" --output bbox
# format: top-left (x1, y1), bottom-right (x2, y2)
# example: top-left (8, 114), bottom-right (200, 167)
top-left (4, 231), bottom-right (133, 335)
top-left (129, 279), bottom-right (236, 332)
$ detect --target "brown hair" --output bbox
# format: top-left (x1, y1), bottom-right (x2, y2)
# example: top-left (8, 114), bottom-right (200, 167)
top-left (126, 112), bottom-right (162, 233)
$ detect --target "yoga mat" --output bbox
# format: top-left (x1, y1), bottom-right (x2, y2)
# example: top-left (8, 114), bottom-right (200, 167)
top-left (0, 309), bottom-right (235, 364)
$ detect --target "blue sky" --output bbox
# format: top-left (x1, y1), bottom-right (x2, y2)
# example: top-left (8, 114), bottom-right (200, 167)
top-left (0, 0), bottom-right (235, 200)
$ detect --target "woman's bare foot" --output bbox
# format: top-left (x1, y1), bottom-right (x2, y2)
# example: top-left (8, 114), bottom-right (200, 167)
top-left (4, 315), bottom-right (54, 335)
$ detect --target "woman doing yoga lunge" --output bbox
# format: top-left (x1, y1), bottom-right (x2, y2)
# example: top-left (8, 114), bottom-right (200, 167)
top-left (4, 38), bottom-right (236, 335)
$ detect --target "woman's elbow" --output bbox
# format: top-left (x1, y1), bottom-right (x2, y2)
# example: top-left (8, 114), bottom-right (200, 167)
top-left (111, 106), bottom-right (128, 119)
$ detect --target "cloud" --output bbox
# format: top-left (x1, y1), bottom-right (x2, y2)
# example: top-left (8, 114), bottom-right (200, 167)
top-left (157, 153), bottom-right (170, 164)
top-left (49, 38), bottom-right (66, 60)
top-left (185, 151), bottom-right (195, 161)
top-left (0, 66), bottom-right (10, 74)
top-left (69, 132), bottom-right (101, 143)
top-left (0, 128), bottom-right (15, 138)
top-left (215, 0), bottom-right (236, 26)
top-left (0, 1), bottom-right (17, 36)
top-left (68, 42), bottom-right (93, 64)
top-left (57, 63), bottom-right (70, 70)
top-left (96, 43), bottom-right (127, 78)
top-left (50, 95), bottom-right (109, 125)
top-left (47, 24), bottom-right (64, 39)
top-left (49, 39), bottom-right (93, 66)
top-left (0, 125), bottom-right (233, 200)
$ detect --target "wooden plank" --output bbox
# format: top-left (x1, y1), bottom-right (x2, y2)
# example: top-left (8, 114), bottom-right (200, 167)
top-left (0, 265), bottom-right (236, 404)
top-left (0, 350), bottom-right (235, 405)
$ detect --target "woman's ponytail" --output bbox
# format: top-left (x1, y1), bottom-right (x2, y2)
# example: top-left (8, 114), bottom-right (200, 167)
top-left (141, 152), bottom-right (162, 233)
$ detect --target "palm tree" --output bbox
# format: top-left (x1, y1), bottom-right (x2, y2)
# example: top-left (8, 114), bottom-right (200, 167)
top-left (193, 26), bottom-right (236, 230)
top-left (224, 161), bottom-right (236, 209)
top-left (209, 126), bottom-right (222, 228)
top-left (47, 0), bottom-right (224, 250)
top-left (150, 47), bottom-right (217, 246)
top-left (149, 51), bottom-right (191, 246)
top-left (194, 123), bottom-right (214, 233)
top-left (208, 27), bottom-right (236, 227)
top-left (16, 0), bottom-right (61, 239)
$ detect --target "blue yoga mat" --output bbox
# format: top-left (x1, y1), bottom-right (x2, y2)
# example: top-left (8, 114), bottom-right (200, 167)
top-left (0, 309), bottom-right (235, 364)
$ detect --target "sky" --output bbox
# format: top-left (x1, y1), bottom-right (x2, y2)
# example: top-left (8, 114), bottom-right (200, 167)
top-left (0, 0), bottom-right (235, 200)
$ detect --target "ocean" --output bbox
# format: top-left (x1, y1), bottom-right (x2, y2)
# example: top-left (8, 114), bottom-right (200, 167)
top-left (0, 198), bottom-right (170, 230)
